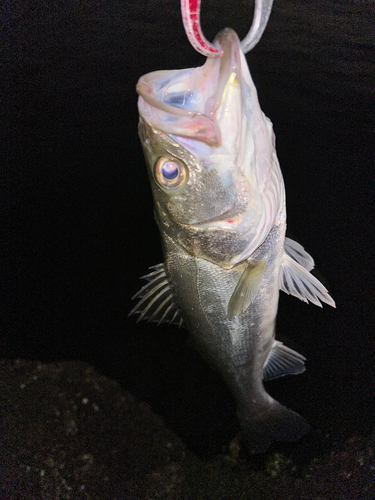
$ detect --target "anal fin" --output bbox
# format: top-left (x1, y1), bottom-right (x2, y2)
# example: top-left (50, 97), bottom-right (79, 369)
top-left (263, 341), bottom-right (306, 381)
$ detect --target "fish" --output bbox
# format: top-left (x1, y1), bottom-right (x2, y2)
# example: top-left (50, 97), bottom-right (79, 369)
top-left (130, 28), bottom-right (335, 454)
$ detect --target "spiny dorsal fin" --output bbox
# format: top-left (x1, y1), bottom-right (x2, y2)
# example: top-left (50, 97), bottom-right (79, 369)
top-left (284, 237), bottom-right (314, 271)
top-left (280, 253), bottom-right (335, 308)
top-left (228, 259), bottom-right (267, 319)
top-left (129, 264), bottom-right (184, 327)
top-left (263, 341), bottom-right (306, 381)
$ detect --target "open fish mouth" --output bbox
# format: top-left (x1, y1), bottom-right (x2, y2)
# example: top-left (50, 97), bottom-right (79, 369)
top-left (136, 29), bottom-right (245, 149)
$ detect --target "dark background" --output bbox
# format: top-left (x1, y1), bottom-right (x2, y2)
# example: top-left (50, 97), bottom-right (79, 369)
top-left (1, 0), bottom-right (374, 457)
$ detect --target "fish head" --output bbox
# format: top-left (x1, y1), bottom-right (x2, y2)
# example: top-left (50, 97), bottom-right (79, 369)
top-left (137, 29), bottom-right (284, 268)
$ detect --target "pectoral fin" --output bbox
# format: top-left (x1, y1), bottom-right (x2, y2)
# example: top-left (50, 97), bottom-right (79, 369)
top-left (280, 253), bottom-right (335, 308)
top-left (228, 260), bottom-right (267, 319)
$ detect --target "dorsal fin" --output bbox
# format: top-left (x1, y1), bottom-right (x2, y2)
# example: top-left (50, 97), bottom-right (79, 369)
top-left (263, 341), bottom-right (306, 381)
top-left (129, 264), bottom-right (184, 327)
top-left (280, 253), bottom-right (335, 308)
top-left (227, 259), bottom-right (267, 319)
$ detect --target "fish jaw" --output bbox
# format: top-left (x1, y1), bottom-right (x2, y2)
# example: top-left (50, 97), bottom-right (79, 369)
top-left (137, 29), bottom-right (285, 268)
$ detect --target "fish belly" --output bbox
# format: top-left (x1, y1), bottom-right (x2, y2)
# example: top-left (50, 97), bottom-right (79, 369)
top-left (163, 212), bottom-right (309, 452)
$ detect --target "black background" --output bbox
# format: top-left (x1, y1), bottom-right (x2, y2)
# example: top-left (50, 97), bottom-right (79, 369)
top-left (2, 0), bottom-right (374, 456)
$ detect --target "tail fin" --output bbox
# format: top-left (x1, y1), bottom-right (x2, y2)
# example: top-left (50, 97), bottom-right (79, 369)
top-left (238, 400), bottom-right (310, 454)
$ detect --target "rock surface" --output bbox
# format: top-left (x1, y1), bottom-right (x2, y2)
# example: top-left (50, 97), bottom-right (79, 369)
top-left (1, 359), bottom-right (374, 499)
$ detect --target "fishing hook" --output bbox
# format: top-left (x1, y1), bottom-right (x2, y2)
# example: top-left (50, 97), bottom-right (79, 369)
top-left (181, 0), bottom-right (274, 56)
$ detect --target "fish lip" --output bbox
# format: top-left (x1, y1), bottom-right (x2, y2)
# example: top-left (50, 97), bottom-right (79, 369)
top-left (207, 29), bottom-right (242, 118)
top-left (193, 211), bottom-right (244, 227)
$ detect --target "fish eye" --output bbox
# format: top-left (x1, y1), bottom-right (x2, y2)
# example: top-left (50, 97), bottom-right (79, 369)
top-left (155, 157), bottom-right (187, 190)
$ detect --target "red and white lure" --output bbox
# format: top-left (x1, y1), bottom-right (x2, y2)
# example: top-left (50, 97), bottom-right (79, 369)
top-left (180, 0), bottom-right (274, 56)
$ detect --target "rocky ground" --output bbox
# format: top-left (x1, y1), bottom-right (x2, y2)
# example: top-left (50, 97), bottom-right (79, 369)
top-left (1, 359), bottom-right (374, 500)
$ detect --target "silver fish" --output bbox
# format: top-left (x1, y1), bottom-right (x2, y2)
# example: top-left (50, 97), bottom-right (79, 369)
top-left (131, 29), bottom-right (335, 453)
